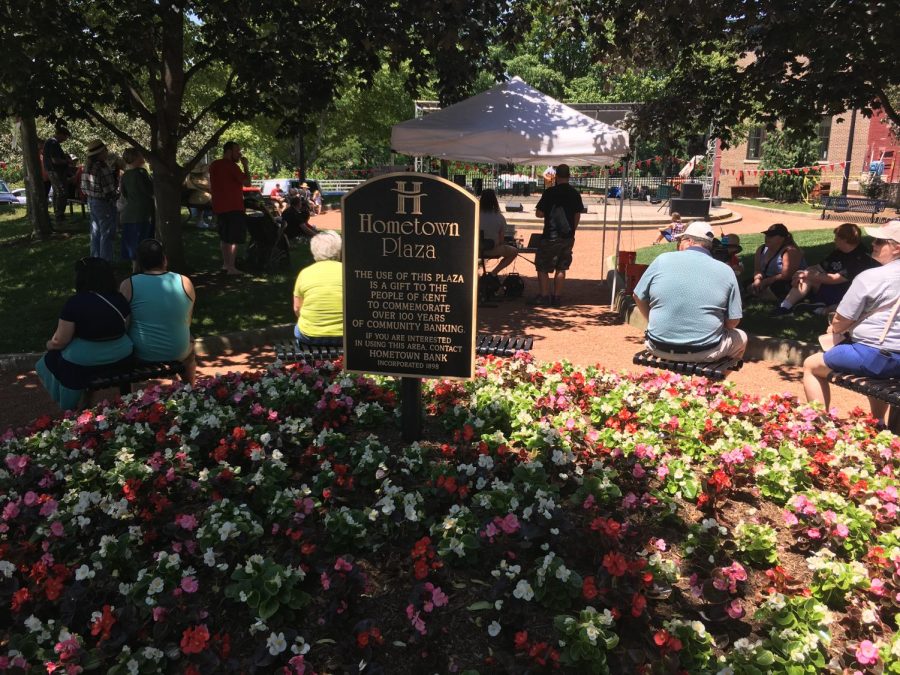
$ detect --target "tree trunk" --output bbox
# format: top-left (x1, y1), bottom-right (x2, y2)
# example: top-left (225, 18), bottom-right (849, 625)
top-left (150, 158), bottom-right (188, 272)
top-left (18, 116), bottom-right (51, 240)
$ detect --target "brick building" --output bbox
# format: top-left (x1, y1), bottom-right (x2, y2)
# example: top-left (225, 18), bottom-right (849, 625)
top-left (715, 110), bottom-right (898, 199)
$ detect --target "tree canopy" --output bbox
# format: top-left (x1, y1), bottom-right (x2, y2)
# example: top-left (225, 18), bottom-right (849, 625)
top-left (537, 0), bottom-right (900, 143)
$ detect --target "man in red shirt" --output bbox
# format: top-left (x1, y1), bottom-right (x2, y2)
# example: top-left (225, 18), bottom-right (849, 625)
top-left (209, 141), bottom-right (251, 275)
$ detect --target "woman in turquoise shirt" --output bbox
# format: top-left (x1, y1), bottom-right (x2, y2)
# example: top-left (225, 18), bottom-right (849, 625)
top-left (119, 239), bottom-right (197, 383)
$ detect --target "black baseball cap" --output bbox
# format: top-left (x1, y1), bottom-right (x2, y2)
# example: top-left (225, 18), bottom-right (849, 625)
top-left (762, 223), bottom-right (789, 237)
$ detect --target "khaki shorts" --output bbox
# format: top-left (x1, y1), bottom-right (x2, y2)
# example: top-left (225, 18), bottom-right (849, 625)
top-left (535, 237), bottom-right (574, 273)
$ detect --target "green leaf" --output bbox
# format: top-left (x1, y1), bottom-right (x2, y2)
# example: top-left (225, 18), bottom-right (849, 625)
top-left (466, 601), bottom-right (493, 611)
top-left (258, 596), bottom-right (280, 620)
top-left (755, 650), bottom-right (776, 666)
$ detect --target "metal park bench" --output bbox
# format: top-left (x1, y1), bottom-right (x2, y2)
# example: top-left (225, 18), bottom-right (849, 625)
top-left (84, 360), bottom-right (186, 407)
top-left (827, 372), bottom-right (900, 433)
top-left (274, 334), bottom-right (534, 364)
top-left (632, 349), bottom-right (744, 381)
top-left (819, 196), bottom-right (887, 222)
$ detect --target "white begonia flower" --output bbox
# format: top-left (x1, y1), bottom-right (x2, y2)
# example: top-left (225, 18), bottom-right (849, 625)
top-left (142, 647), bottom-right (164, 661)
top-left (487, 621), bottom-right (501, 637)
top-left (147, 577), bottom-right (164, 595)
top-left (75, 565), bottom-right (95, 581)
top-left (292, 636), bottom-right (311, 655)
top-left (513, 579), bottom-right (534, 601)
top-left (585, 624), bottom-right (599, 644)
top-left (203, 548), bottom-right (217, 567)
top-left (24, 615), bottom-right (42, 632)
top-left (127, 659), bottom-right (139, 675)
top-left (554, 565), bottom-right (571, 583)
top-left (267, 631), bottom-right (288, 656)
top-left (0, 560), bottom-right (15, 578)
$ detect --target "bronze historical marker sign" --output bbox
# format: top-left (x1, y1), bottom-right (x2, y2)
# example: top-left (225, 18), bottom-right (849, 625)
top-left (342, 173), bottom-right (479, 379)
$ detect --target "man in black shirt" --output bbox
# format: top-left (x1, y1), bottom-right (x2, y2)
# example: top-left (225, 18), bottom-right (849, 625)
top-left (43, 124), bottom-right (72, 226)
top-left (281, 196), bottom-right (318, 240)
top-left (530, 164), bottom-right (584, 306)
top-left (771, 222), bottom-right (880, 316)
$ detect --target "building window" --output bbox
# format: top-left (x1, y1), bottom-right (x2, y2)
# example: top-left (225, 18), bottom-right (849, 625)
top-left (818, 116), bottom-right (832, 161)
top-left (746, 126), bottom-right (765, 160)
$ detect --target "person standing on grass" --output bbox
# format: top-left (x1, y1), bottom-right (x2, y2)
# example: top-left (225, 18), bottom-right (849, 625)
top-left (209, 141), bottom-right (251, 275)
top-left (80, 139), bottom-right (118, 262)
top-left (633, 221), bottom-right (747, 366)
top-left (119, 148), bottom-right (155, 272)
top-left (43, 124), bottom-right (71, 227)
top-left (530, 164), bottom-right (583, 307)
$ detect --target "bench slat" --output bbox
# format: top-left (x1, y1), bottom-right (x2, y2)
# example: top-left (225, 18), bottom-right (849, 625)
top-left (632, 350), bottom-right (742, 381)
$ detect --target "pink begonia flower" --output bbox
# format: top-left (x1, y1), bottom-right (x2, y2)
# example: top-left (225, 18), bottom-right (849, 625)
top-left (726, 599), bottom-right (744, 619)
top-left (657, 465), bottom-right (669, 479)
top-left (498, 514), bottom-right (519, 535)
top-left (482, 522), bottom-right (499, 539)
top-left (334, 557), bottom-right (353, 572)
top-left (152, 607), bottom-right (167, 622)
top-left (833, 523), bottom-right (850, 538)
top-left (39, 499), bottom-right (58, 517)
top-left (582, 495), bottom-right (596, 510)
top-left (429, 584), bottom-right (449, 607)
top-left (855, 640), bottom-right (879, 665)
top-left (652, 538), bottom-right (667, 551)
top-left (320, 572), bottom-right (331, 590)
top-left (50, 521), bottom-right (64, 537)
top-left (181, 576), bottom-right (199, 593)
top-left (632, 463), bottom-right (646, 479)
top-left (821, 510), bottom-right (837, 525)
top-left (5, 454), bottom-right (28, 475)
top-left (622, 493), bottom-right (638, 509)
top-left (869, 578), bottom-right (885, 596)
top-left (288, 655), bottom-right (307, 674)
top-left (783, 511), bottom-right (799, 526)
top-left (175, 514), bottom-right (198, 531)
top-left (23, 491), bottom-right (37, 506)
top-left (2, 501), bottom-right (20, 521)
top-left (807, 528), bottom-right (822, 539)
top-left (565, 417), bottom-right (575, 430)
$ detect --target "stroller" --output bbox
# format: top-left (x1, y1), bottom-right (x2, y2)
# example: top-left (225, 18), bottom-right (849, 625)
top-left (244, 195), bottom-right (290, 274)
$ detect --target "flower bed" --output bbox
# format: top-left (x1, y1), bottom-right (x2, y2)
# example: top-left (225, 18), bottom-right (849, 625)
top-left (2, 355), bottom-right (899, 674)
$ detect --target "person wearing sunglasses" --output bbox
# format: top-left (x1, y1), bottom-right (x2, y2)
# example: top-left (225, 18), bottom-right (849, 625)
top-left (35, 257), bottom-right (134, 409)
top-left (803, 220), bottom-right (900, 426)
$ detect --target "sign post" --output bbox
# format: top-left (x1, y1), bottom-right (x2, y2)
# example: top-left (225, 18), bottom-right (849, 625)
top-left (342, 174), bottom-right (479, 441)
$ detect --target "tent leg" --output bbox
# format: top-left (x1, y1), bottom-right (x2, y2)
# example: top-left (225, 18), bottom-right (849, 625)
top-left (610, 158), bottom-right (629, 307)
top-left (600, 168), bottom-right (609, 279)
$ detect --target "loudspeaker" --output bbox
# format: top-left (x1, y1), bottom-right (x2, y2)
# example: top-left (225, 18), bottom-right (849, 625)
top-left (472, 178), bottom-right (484, 196)
top-left (681, 182), bottom-right (703, 200)
top-left (453, 174), bottom-right (467, 187)
top-left (670, 198), bottom-right (710, 218)
top-left (505, 202), bottom-right (524, 212)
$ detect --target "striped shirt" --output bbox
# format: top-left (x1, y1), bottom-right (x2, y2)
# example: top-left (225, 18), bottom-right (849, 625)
top-left (81, 160), bottom-right (117, 200)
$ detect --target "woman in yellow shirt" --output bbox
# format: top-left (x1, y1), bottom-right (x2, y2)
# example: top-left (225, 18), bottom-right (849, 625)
top-left (292, 231), bottom-right (343, 339)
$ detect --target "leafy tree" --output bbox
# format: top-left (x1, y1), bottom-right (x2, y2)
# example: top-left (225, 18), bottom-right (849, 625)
top-left (0, 1), bottom-right (520, 270)
top-left (758, 128), bottom-right (821, 202)
top-left (540, 0), bottom-right (900, 144)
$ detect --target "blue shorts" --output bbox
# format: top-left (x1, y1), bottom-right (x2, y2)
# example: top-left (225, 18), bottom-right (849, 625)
top-left (824, 342), bottom-right (900, 379)
top-left (812, 282), bottom-right (849, 307)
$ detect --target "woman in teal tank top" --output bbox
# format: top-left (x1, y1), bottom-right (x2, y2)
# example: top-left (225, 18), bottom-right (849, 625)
top-left (120, 239), bottom-right (197, 383)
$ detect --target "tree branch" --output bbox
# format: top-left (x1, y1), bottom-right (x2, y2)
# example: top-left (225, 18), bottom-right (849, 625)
top-left (183, 119), bottom-right (235, 175)
top-left (182, 71), bottom-right (237, 136)
top-left (184, 54), bottom-right (215, 85)
top-left (875, 87), bottom-right (899, 131)
top-left (82, 105), bottom-right (151, 158)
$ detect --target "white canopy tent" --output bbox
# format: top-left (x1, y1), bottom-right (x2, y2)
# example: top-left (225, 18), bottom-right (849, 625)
top-left (391, 77), bottom-right (629, 166)
top-left (390, 77), bottom-right (632, 302)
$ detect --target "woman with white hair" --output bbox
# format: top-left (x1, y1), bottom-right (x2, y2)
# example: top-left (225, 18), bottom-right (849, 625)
top-left (292, 230), bottom-right (343, 339)
top-left (803, 220), bottom-right (900, 426)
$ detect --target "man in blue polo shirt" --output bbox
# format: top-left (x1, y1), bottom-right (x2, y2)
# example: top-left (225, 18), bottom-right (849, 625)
top-left (633, 221), bottom-right (747, 364)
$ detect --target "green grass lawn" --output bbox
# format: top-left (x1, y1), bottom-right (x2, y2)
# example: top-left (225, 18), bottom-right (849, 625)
top-left (729, 198), bottom-right (821, 214)
top-left (635, 228), bottom-right (874, 343)
top-left (0, 209), bottom-right (313, 353)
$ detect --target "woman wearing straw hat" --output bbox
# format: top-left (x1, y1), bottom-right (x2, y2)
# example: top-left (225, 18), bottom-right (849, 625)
top-left (80, 139), bottom-right (119, 262)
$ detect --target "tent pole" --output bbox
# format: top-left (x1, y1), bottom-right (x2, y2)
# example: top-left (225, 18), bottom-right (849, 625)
top-left (600, 167), bottom-right (609, 279)
top-left (610, 158), bottom-right (629, 307)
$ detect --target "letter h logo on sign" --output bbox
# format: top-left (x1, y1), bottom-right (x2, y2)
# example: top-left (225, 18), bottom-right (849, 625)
top-left (393, 181), bottom-right (426, 215)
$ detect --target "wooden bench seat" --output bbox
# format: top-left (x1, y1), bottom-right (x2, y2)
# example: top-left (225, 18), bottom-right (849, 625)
top-left (827, 372), bottom-right (899, 433)
top-left (633, 349), bottom-right (743, 381)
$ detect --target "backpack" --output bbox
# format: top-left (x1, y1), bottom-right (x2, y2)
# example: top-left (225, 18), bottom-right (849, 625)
top-left (502, 273), bottom-right (525, 298)
top-left (549, 204), bottom-right (571, 237)
top-left (478, 272), bottom-right (502, 302)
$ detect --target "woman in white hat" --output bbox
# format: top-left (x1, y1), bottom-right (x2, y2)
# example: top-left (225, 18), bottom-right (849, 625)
top-left (80, 139), bottom-right (118, 262)
top-left (803, 220), bottom-right (900, 426)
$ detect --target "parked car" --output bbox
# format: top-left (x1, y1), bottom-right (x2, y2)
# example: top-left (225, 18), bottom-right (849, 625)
top-left (260, 178), bottom-right (321, 198)
top-left (12, 188), bottom-right (27, 205)
top-left (0, 181), bottom-right (21, 207)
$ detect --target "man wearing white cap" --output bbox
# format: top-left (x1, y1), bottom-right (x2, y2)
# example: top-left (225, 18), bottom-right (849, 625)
top-left (633, 221), bottom-right (747, 365)
top-left (803, 220), bottom-right (900, 426)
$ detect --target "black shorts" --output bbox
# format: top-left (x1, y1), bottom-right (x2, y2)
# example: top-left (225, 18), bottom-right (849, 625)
top-left (217, 211), bottom-right (247, 244)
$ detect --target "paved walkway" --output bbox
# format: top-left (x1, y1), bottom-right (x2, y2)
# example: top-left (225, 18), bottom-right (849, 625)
top-left (0, 204), bottom-right (874, 432)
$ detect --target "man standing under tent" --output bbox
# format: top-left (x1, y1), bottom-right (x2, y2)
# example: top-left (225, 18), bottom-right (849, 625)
top-left (530, 164), bottom-right (583, 307)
